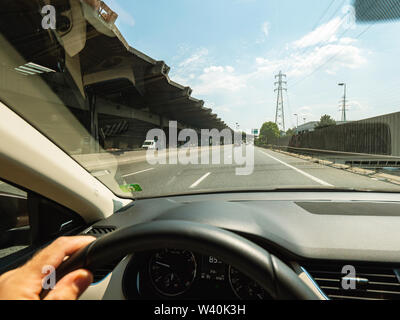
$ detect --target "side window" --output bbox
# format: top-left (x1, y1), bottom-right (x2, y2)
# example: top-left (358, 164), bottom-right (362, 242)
top-left (0, 179), bottom-right (86, 270)
top-left (0, 180), bottom-right (29, 260)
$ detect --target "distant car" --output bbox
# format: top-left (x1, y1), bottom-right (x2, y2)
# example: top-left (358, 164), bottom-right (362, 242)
top-left (142, 140), bottom-right (157, 150)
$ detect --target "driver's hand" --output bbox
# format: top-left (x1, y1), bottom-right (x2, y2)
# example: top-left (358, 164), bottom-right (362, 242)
top-left (0, 236), bottom-right (95, 300)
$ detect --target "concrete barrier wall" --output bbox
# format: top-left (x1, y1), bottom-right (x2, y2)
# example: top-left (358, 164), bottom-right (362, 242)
top-left (360, 112), bottom-right (400, 156)
top-left (277, 112), bottom-right (400, 156)
top-left (272, 135), bottom-right (292, 147)
top-left (73, 150), bottom-right (148, 171)
top-left (73, 144), bottom-right (235, 172)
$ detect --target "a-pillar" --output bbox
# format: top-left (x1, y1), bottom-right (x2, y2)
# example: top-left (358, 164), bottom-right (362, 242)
top-left (88, 90), bottom-right (100, 153)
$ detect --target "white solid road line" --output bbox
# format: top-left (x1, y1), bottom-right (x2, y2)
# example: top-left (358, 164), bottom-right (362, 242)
top-left (122, 168), bottom-right (155, 178)
top-left (167, 176), bottom-right (177, 186)
top-left (190, 172), bottom-right (211, 189)
top-left (260, 150), bottom-right (333, 187)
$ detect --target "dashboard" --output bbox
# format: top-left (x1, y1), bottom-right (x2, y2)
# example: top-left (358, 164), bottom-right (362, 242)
top-left (122, 249), bottom-right (269, 300)
top-left (80, 191), bottom-right (400, 300)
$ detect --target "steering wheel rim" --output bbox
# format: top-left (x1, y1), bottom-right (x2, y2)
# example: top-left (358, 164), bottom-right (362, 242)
top-left (53, 220), bottom-right (321, 300)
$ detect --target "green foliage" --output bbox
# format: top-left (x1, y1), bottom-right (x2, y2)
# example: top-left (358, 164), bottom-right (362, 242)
top-left (316, 115), bottom-right (336, 129)
top-left (285, 128), bottom-right (296, 136)
top-left (258, 122), bottom-right (280, 145)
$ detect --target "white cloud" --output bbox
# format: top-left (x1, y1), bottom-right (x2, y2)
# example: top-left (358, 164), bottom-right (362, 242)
top-left (192, 65), bottom-right (246, 95)
top-left (254, 22), bottom-right (367, 79)
top-left (168, 15), bottom-right (369, 129)
top-left (213, 105), bottom-right (232, 113)
top-left (339, 37), bottom-right (357, 45)
top-left (178, 48), bottom-right (209, 68)
top-left (287, 43), bottom-right (367, 77)
top-left (293, 17), bottom-right (342, 49)
top-left (256, 21), bottom-right (271, 44)
top-left (262, 22), bottom-right (270, 37)
top-left (170, 47), bottom-right (211, 84)
top-left (255, 57), bottom-right (285, 75)
top-left (346, 100), bottom-right (371, 113)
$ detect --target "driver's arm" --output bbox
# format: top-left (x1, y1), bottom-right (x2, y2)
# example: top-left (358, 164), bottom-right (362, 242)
top-left (0, 236), bottom-right (95, 300)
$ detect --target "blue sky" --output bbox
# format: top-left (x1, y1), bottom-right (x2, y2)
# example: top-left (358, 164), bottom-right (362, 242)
top-left (105, 0), bottom-right (400, 132)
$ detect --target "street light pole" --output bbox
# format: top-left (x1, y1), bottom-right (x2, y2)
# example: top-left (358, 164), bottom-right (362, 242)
top-left (294, 114), bottom-right (299, 129)
top-left (338, 83), bottom-right (347, 122)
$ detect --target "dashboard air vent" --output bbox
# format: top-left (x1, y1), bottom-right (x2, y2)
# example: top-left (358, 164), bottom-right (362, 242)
top-left (84, 226), bottom-right (120, 283)
top-left (85, 226), bottom-right (117, 237)
top-left (302, 263), bottom-right (400, 300)
top-left (92, 258), bottom-right (122, 284)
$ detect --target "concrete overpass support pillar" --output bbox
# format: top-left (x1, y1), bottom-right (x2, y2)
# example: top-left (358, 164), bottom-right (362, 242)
top-left (88, 92), bottom-right (100, 153)
top-left (198, 131), bottom-right (202, 147)
top-left (160, 116), bottom-right (169, 148)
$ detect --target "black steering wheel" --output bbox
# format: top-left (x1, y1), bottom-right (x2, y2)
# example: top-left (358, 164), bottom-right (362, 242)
top-left (54, 220), bottom-right (321, 300)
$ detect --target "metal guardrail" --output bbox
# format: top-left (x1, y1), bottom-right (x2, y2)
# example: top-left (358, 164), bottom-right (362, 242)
top-left (271, 145), bottom-right (400, 169)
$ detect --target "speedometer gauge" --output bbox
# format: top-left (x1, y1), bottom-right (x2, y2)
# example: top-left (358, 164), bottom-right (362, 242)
top-left (229, 266), bottom-right (268, 300)
top-left (149, 249), bottom-right (197, 297)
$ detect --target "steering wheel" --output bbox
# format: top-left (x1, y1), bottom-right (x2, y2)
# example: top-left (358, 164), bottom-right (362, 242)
top-left (53, 220), bottom-right (321, 300)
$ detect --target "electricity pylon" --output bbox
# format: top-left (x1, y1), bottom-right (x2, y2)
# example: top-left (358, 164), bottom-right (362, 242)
top-left (274, 71), bottom-right (287, 132)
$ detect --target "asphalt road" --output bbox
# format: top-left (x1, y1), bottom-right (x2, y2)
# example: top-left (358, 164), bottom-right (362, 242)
top-left (118, 146), bottom-right (400, 198)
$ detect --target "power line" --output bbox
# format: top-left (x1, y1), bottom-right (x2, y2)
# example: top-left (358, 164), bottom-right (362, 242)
top-left (289, 1), bottom-right (379, 90)
top-left (311, 0), bottom-right (338, 30)
top-left (288, 23), bottom-right (374, 90)
top-left (284, 90), bottom-right (296, 129)
top-left (276, 1), bottom-right (376, 123)
top-left (325, 0), bottom-right (348, 24)
top-left (298, 0), bottom-right (348, 59)
top-left (275, 0), bottom-right (341, 74)
top-left (280, 1), bottom-right (349, 75)
top-left (279, 3), bottom-right (348, 126)
top-left (298, 0), bottom-right (341, 60)
top-left (293, 12), bottom-right (347, 67)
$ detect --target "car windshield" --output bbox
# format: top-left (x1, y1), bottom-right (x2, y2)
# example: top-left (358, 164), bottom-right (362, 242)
top-left (1, 0), bottom-right (400, 199)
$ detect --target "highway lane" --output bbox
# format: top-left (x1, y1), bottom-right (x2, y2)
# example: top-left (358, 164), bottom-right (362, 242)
top-left (118, 146), bottom-right (400, 198)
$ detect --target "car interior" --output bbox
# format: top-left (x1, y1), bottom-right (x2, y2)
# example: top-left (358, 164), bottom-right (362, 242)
top-left (2, 100), bottom-right (400, 301)
top-left (2, 0), bottom-right (400, 302)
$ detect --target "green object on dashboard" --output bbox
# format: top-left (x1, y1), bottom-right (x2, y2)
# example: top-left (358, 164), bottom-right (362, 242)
top-left (120, 184), bottom-right (143, 193)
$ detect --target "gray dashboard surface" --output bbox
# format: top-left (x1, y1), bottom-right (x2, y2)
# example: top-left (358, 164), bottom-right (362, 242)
top-left (95, 192), bottom-right (400, 264)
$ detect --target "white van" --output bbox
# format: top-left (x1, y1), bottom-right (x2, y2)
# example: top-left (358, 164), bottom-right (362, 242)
top-left (141, 140), bottom-right (157, 150)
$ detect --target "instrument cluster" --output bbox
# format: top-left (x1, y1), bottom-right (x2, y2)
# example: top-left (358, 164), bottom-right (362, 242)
top-left (123, 248), bottom-right (270, 300)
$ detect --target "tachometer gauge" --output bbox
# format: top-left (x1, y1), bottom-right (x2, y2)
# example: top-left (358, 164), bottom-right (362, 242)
top-left (229, 266), bottom-right (268, 300)
top-left (149, 249), bottom-right (197, 297)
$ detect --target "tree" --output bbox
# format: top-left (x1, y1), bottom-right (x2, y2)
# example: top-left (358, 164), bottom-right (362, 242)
top-left (242, 131), bottom-right (247, 142)
top-left (286, 128), bottom-right (296, 136)
top-left (258, 122), bottom-right (280, 145)
top-left (316, 115), bottom-right (336, 129)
